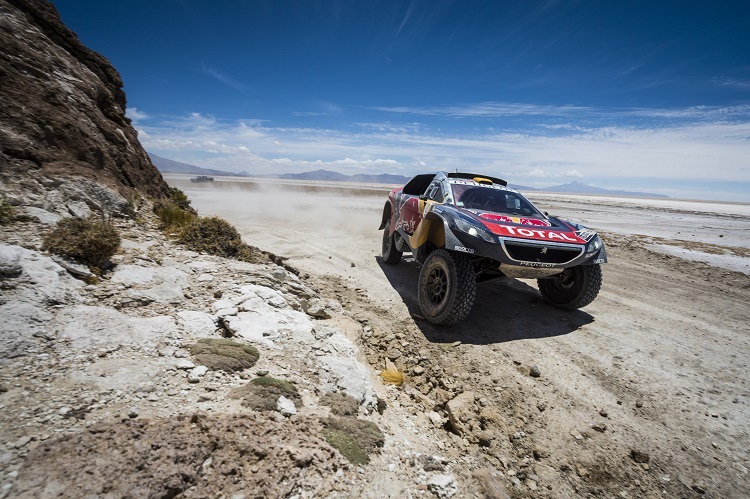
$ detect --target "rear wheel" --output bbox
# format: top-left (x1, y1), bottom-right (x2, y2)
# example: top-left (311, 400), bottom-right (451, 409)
top-left (418, 249), bottom-right (476, 325)
top-left (537, 264), bottom-right (602, 310)
top-left (382, 227), bottom-right (403, 264)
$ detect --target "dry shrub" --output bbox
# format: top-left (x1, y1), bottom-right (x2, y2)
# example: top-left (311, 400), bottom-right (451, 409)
top-left (188, 338), bottom-right (259, 372)
top-left (168, 187), bottom-right (193, 211)
top-left (0, 196), bottom-right (14, 225)
top-left (230, 376), bottom-right (301, 412)
top-left (251, 376), bottom-right (299, 395)
top-left (42, 217), bottom-right (120, 272)
top-left (154, 201), bottom-right (196, 230)
top-left (379, 368), bottom-right (405, 386)
top-left (178, 216), bottom-right (245, 257)
top-left (320, 417), bottom-right (384, 465)
top-left (320, 392), bottom-right (360, 416)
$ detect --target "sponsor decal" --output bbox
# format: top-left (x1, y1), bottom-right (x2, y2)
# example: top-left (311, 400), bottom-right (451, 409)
top-left (479, 213), bottom-right (552, 227)
top-left (487, 224), bottom-right (587, 243)
top-left (594, 258), bottom-right (606, 264)
top-left (520, 262), bottom-right (556, 268)
top-left (575, 227), bottom-right (598, 242)
top-left (454, 246), bottom-right (475, 253)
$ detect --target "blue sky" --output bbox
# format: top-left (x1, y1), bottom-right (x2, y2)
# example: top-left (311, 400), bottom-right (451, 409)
top-left (52, 0), bottom-right (750, 201)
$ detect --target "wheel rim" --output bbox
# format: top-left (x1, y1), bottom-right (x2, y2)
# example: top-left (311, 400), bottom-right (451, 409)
top-left (553, 268), bottom-right (576, 290)
top-left (427, 267), bottom-right (448, 305)
top-left (382, 230), bottom-right (390, 254)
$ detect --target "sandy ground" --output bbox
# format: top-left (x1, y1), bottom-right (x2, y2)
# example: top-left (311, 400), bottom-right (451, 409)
top-left (168, 174), bottom-right (750, 497)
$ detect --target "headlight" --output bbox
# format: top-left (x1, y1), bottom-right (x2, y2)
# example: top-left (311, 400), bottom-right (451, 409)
top-left (453, 216), bottom-right (495, 242)
top-left (587, 235), bottom-right (602, 253)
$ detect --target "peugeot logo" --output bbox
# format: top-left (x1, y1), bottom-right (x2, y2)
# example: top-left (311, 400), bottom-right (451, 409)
top-left (540, 247), bottom-right (548, 254)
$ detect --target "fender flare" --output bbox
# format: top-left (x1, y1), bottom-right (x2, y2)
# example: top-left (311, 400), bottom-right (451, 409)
top-left (378, 201), bottom-right (392, 231)
top-left (412, 212), bottom-right (465, 263)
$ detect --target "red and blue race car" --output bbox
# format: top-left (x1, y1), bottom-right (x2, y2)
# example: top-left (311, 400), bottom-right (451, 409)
top-left (379, 172), bottom-right (606, 324)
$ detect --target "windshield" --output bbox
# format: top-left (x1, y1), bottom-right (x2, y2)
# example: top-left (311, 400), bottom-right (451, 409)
top-left (451, 185), bottom-right (543, 217)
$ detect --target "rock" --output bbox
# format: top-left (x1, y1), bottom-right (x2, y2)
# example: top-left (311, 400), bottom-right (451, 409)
top-left (302, 298), bottom-right (333, 319)
top-left (529, 365), bottom-right (541, 378)
top-left (630, 449), bottom-right (650, 463)
top-left (277, 396), bottom-right (297, 417)
top-left (599, 409), bottom-right (608, 417)
top-left (592, 423), bottom-right (607, 433)
top-left (51, 256), bottom-right (94, 279)
top-left (635, 400), bottom-right (643, 408)
top-left (473, 469), bottom-right (511, 499)
top-left (477, 431), bottom-right (494, 447)
top-left (0, 0), bottom-right (170, 201)
top-left (11, 436), bottom-right (32, 449)
top-left (427, 474), bottom-right (457, 498)
top-left (428, 411), bottom-right (443, 426)
top-left (188, 366), bottom-right (209, 383)
top-left (176, 311), bottom-right (216, 337)
top-left (417, 455), bottom-right (445, 472)
top-left (0, 245), bottom-right (23, 277)
top-left (174, 359), bottom-right (196, 370)
top-left (445, 391), bottom-right (476, 436)
top-left (127, 407), bottom-right (139, 419)
top-left (532, 446), bottom-right (550, 460)
top-left (385, 348), bottom-right (402, 361)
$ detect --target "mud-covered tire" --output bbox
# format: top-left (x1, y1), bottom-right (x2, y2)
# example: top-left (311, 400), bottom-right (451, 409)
top-left (381, 228), bottom-right (403, 264)
top-left (537, 264), bottom-right (602, 310)
top-left (418, 249), bottom-right (476, 325)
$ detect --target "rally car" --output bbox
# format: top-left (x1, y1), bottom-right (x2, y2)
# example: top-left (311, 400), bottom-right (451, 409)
top-left (379, 172), bottom-right (606, 325)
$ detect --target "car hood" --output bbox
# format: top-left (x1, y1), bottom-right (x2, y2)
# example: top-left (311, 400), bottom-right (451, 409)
top-left (456, 207), bottom-right (593, 245)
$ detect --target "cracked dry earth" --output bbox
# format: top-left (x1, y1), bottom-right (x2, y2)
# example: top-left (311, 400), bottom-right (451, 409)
top-left (176, 176), bottom-right (750, 498)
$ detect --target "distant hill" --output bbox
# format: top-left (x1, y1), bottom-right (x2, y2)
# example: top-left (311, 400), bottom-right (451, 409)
top-left (271, 169), bottom-right (410, 185)
top-left (149, 154), bottom-right (667, 197)
top-left (512, 180), bottom-right (668, 198)
top-left (149, 153), bottom-right (238, 177)
top-left (149, 154), bottom-right (410, 185)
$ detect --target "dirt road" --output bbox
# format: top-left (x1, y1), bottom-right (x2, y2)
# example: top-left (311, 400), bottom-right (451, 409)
top-left (172, 175), bottom-right (750, 497)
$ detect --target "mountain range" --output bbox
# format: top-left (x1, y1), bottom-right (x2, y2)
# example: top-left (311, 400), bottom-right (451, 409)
top-left (150, 153), bottom-right (668, 198)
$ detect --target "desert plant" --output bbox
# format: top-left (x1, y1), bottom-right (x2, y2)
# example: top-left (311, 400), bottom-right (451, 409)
top-left (154, 201), bottom-right (196, 230)
top-left (320, 392), bottom-right (360, 416)
top-left (251, 376), bottom-right (298, 395)
top-left (379, 368), bottom-right (405, 386)
top-left (168, 187), bottom-right (193, 211)
top-left (0, 196), bottom-right (15, 225)
top-left (230, 376), bottom-right (301, 412)
top-left (42, 216), bottom-right (121, 272)
top-left (178, 216), bottom-right (246, 257)
top-left (320, 417), bottom-right (384, 465)
top-left (188, 338), bottom-right (259, 372)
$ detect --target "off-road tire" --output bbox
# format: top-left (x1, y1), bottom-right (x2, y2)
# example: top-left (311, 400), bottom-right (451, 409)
top-left (418, 249), bottom-right (476, 325)
top-left (537, 264), bottom-right (602, 310)
top-left (382, 228), bottom-right (403, 264)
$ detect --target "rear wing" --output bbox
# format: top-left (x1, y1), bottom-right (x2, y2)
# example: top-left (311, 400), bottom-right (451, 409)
top-left (447, 172), bottom-right (507, 186)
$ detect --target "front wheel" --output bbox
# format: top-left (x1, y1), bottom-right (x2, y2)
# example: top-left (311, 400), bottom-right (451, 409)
top-left (381, 227), bottom-right (403, 264)
top-left (418, 249), bottom-right (476, 325)
top-left (537, 264), bottom-right (602, 310)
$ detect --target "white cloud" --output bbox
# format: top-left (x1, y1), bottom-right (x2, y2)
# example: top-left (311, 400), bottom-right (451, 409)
top-left (200, 64), bottom-right (248, 92)
top-left (126, 107), bottom-right (148, 122)
top-left (369, 101), bottom-right (593, 117)
top-left (134, 108), bottom-right (750, 197)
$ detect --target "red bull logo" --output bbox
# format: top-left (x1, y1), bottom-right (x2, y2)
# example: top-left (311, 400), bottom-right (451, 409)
top-left (478, 213), bottom-right (552, 227)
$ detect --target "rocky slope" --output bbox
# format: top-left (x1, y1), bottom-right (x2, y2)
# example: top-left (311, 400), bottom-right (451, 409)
top-left (0, 0), bottom-right (170, 214)
top-left (0, 200), bottom-right (478, 498)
